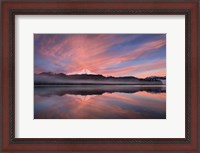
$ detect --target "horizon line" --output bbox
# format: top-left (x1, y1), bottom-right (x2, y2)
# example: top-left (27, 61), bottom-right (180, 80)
top-left (34, 71), bottom-right (166, 79)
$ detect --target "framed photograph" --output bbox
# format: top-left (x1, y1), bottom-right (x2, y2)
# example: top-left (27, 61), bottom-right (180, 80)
top-left (1, 0), bottom-right (199, 152)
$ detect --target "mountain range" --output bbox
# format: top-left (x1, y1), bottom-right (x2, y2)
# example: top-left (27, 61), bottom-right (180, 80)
top-left (34, 72), bottom-right (166, 85)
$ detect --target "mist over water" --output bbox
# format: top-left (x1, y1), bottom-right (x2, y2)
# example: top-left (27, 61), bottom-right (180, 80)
top-left (34, 85), bottom-right (166, 119)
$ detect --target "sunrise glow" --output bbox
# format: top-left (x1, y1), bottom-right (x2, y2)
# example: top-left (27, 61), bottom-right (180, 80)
top-left (34, 34), bottom-right (166, 78)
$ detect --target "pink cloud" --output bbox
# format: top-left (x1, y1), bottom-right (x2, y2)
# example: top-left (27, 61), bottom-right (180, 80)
top-left (36, 34), bottom-right (166, 77)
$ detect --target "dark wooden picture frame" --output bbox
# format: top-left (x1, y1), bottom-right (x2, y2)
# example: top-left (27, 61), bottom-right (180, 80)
top-left (1, 0), bottom-right (199, 152)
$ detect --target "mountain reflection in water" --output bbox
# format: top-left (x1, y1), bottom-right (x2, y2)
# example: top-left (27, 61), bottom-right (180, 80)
top-left (34, 85), bottom-right (166, 119)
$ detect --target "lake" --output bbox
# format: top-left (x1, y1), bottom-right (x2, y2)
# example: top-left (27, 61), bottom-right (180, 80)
top-left (34, 85), bottom-right (166, 119)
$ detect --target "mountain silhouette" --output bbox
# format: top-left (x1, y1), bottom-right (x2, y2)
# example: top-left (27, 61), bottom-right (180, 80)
top-left (34, 72), bottom-right (165, 85)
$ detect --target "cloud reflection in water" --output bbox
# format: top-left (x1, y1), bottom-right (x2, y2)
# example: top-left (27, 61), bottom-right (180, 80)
top-left (34, 85), bottom-right (166, 119)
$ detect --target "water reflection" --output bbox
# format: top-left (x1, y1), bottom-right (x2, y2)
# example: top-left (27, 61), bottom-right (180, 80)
top-left (34, 85), bottom-right (166, 119)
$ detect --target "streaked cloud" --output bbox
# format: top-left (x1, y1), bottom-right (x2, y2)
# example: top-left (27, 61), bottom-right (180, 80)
top-left (34, 34), bottom-right (166, 78)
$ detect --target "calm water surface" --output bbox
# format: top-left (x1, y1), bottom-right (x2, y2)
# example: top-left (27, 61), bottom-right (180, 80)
top-left (34, 85), bottom-right (166, 119)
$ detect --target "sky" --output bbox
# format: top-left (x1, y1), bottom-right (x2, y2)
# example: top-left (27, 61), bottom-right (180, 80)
top-left (34, 34), bottom-right (166, 78)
